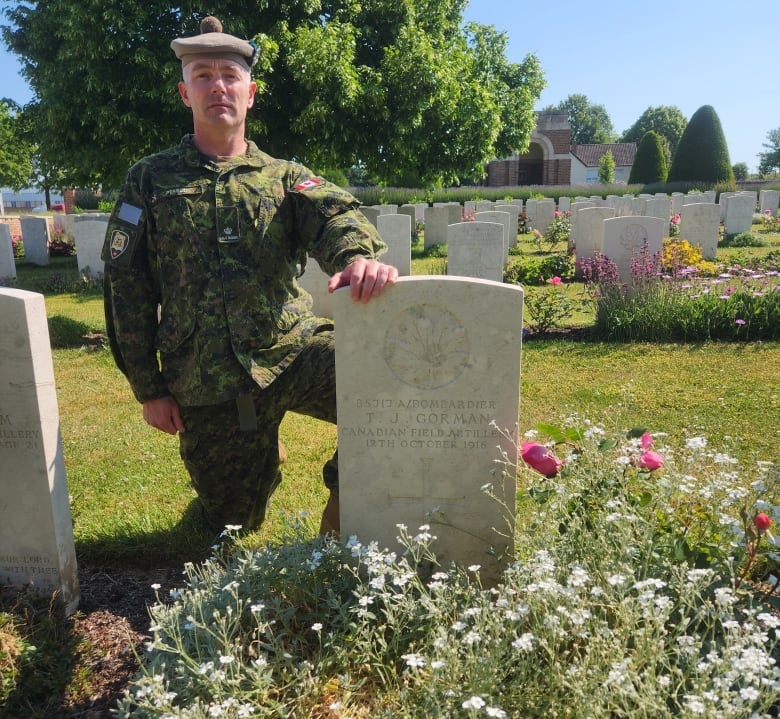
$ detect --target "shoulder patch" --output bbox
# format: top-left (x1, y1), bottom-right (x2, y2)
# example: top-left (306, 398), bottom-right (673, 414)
top-left (109, 229), bottom-right (132, 259)
top-left (294, 178), bottom-right (322, 192)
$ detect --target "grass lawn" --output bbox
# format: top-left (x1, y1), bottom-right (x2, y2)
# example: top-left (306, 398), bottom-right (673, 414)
top-left (1, 230), bottom-right (775, 562)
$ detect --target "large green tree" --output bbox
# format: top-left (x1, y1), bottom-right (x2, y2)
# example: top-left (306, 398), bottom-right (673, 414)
top-left (758, 127), bottom-right (780, 176)
top-left (2, 0), bottom-right (544, 189)
top-left (0, 98), bottom-right (33, 189)
top-left (620, 105), bottom-right (687, 165)
top-left (628, 130), bottom-right (667, 185)
top-left (543, 93), bottom-right (616, 145)
top-left (667, 105), bottom-right (734, 185)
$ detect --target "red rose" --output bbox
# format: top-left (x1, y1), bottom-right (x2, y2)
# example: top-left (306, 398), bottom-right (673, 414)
top-left (754, 513), bottom-right (772, 532)
top-left (521, 441), bottom-right (563, 478)
top-left (636, 451), bottom-right (665, 471)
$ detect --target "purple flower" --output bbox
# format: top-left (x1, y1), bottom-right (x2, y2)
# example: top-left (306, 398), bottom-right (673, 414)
top-left (735, 319), bottom-right (746, 325)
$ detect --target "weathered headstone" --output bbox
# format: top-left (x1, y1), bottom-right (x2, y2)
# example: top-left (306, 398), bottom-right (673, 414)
top-left (335, 276), bottom-right (522, 585)
top-left (20, 216), bottom-right (50, 266)
top-left (602, 216), bottom-right (665, 286)
top-left (73, 214), bottom-right (109, 277)
top-left (679, 203), bottom-right (720, 260)
top-left (447, 221), bottom-right (505, 282)
top-left (557, 196), bottom-right (571, 212)
top-left (475, 201), bottom-right (495, 213)
top-left (423, 206), bottom-right (450, 249)
top-left (0, 288), bottom-right (79, 614)
top-left (0, 224), bottom-right (16, 280)
top-left (377, 213), bottom-right (412, 276)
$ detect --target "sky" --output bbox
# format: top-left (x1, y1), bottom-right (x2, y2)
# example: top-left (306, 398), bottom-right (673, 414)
top-left (1, 0), bottom-right (778, 173)
top-left (462, 0), bottom-right (779, 173)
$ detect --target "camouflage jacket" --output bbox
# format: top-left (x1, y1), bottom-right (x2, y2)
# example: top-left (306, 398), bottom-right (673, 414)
top-left (102, 135), bottom-right (386, 406)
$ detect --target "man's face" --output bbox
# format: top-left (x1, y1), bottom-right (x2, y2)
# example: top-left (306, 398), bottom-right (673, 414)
top-left (178, 58), bottom-right (256, 132)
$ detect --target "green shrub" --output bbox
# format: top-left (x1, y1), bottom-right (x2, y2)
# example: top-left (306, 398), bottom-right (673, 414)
top-left (505, 252), bottom-right (574, 286)
top-left (668, 105), bottom-right (735, 185)
top-left (628, 131), bottom-right (668, 184)
top-left (721, 232), bottom-right (765, 248)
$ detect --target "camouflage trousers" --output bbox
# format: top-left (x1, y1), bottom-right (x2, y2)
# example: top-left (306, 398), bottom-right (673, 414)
top-left (178, 326), bottom-right (337, 532)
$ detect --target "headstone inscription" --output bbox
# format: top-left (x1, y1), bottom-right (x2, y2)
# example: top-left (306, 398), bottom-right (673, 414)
top-left (474, 210), bottom-right (511, 261)
top-left (0, 288), bottom-right (79, 614)
top-left (334, 276), bottom-right (523, 585)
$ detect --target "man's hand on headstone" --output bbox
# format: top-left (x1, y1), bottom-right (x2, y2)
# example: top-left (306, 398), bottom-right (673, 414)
top-left (328, 256), bottom-right (398, 303)
top-left (143, 396), bottom-right (185, 435)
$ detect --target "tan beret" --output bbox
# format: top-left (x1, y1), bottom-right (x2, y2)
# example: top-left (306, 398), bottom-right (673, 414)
top-left (171, 16), bottom-right (257, 69)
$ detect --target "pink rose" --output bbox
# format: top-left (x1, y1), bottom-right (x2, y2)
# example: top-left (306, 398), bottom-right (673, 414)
top-left (636, 450), bottom-right (664, 471)
top-left (640, 432), bottom-right (653, 450)
top-left (548, 276), bottom-right (563, 285)
top-left (521, 441), bottom-right (563, 478)
top-left (754, 513), bottom-right (772, 532)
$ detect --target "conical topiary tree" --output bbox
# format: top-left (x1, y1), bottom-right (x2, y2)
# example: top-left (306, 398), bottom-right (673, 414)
top-left (628, 130), bottom-right (668, 184)
top-left (667, 105), bottom-right (734, 184)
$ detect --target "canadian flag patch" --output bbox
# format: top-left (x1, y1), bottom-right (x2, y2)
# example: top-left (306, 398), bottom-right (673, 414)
top-left (294, 178), bottom-right (322, 191)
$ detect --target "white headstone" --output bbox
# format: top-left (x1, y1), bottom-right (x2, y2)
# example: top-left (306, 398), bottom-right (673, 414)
top-left (0, 288), bottom-right (79, 614)
top-left (574, 206), bottom-right (616, 279)
top-left (494, 204), bottom-right (520, 248)
top-left (557, 196), bottom-right (571, 212)
top-left (679, 203), bottom-right (720, 260)
top-left (377, 213), bottom-right (412, 276)
top-left (359, 206), bottom-right (380, 227)
top-left (602, 216), bottom-right (665, 286)
top-left (534, 200), bottom-right (556, 235)
top-left (569, 201), bottom-right (597, 251)
top-left (475, 201), bottom-right (495, 213)
top-left (671, 192), bottom-right (685, 214)
top-left (474, 210), bottom-right (511, 261)
top-left (0, 224), bottom-right (16, 280)
top-left (718, 191), bottom-right (738, 222)
top-left (73, 214), bottom-right (109, 276)
top-left (644, 197), bottom-right (671, 221)
top-left (20, 216), bottom-right (50, 266)
top-left (447, 221), bottom-right (505, 282)
top-left (724, 193), bottom-right (755, 235)
top-left (297, 258), bottom-right (336, 320)
top-left (335, 276), bottom-right (522, 585)
top-left (423, 206), bottom-right (450, 249)
top-left (759, 189), bottom-right (780, 215)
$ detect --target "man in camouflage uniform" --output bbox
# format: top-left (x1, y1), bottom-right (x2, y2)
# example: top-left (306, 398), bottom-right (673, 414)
top-left (102, 17), bottom-right (397, 536)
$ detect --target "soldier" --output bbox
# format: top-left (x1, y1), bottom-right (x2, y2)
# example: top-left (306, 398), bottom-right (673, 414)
top-left (102, 17), bottom-right (398, 537)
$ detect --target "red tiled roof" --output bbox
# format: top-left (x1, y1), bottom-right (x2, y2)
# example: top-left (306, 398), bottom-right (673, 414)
top-left (571, 143), bottom-right (637, 167)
